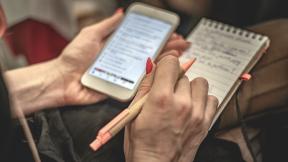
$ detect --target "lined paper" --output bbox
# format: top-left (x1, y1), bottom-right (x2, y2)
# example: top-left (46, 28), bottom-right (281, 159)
top-left (180, 18), bottom-right (268, 106)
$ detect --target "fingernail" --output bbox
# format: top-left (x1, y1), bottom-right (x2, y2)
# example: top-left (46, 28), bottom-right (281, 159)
top-left (115, 8), bottom-right (124, 14)
top-left (186, 41), bottom-right (192, 47)
top-left (146, 57), bottom-right (153, 75)
top-left (181, 57), bottom-right (196, 72)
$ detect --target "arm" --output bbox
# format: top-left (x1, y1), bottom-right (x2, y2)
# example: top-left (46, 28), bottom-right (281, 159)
top-left (4, 59), bottom-right (63, 114)
top-left (3, 10), bottom-right (189, 116)
top-left (3, 11), bottom-right (125, 115)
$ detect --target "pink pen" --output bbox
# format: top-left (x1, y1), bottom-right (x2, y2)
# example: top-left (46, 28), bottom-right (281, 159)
top-left (89, 57), bottom-right (196, 151)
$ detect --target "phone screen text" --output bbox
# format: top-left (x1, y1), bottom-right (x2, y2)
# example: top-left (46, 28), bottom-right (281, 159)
top-left (89, 12), bottom-right (172, 89)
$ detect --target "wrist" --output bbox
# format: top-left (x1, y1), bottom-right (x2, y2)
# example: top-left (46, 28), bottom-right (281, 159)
top-left (5, 59), bottom-right (65, 114)
top-left (125, 141), bottom-right (175, 162)
top-left (127, 149), bottom-right (171, 162)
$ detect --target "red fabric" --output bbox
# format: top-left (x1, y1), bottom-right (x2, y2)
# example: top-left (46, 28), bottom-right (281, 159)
top-left (5, 19), bottom-right (69, 64)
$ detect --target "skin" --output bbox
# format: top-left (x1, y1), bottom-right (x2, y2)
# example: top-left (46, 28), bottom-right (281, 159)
top-left (125, 53), bottom-right (218, 162)
top-left (4, 11), bottom-right (189, 115)
top-left (3, 9), bottom-right (218, 162)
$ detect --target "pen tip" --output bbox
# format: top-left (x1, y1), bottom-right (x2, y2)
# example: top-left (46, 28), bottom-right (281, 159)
top-left (182, 57), bottom-right (196, 72)
top-left (90, 139), bottom-right (102, 151)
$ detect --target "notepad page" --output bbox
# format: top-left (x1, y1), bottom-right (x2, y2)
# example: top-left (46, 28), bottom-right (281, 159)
top-left (180, 18), bottom-right (268, 105)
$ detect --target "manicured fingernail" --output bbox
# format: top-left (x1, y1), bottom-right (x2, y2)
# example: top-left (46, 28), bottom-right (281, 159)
top-left (146, 57), bottom-right (153, 75)
top-left (115, 8), bottom-right (124, 14)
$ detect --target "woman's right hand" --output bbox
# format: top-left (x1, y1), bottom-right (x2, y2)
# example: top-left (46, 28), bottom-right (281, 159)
top-left (124, 53), bottom-right (218, 162)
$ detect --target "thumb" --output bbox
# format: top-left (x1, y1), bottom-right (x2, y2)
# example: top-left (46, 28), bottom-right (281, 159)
top-left (132, 57), bottom-right (156, 104)
top-left (93, 8), bottom-right (124, 40)
top-left (124, 57), bottom-right (155, 157)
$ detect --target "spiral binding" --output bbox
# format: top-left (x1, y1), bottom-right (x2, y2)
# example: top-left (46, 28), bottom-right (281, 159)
top-left (201, 18), bottom-right (264, 41)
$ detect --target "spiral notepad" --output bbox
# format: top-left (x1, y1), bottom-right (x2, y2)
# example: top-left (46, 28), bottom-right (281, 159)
top-left (180, 18), bottom-right (270, 127)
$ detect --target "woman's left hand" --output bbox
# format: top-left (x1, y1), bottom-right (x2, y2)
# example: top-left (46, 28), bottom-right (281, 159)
top-left (5, 9), bottom-right (190, 114)
top-left (55, 10), bottom-right (124, 105)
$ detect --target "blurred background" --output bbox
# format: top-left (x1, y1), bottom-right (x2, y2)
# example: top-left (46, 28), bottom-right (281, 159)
top-left (1, 0), bottom-right (288, 67)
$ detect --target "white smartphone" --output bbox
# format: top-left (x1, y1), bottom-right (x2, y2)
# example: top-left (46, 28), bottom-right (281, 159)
top-left (81, 3), bottom-right (179, 101)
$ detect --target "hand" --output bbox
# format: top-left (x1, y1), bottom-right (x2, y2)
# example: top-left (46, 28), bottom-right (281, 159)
top-left (4, 11), bottom-right (190, 114)
top-left (55, 11), bottom-right (123, 105)
top-left (55, 12), bottom-right (190, 106)
top-left (124, 54), bottom-right (218, 162)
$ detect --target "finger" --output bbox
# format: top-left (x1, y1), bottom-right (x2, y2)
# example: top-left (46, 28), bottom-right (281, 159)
top-left (175, 76), bottom-right (191, 100)
top-left (132, 57), bottom-right (156, 104)
top-left (168, 33), bottom-right (179, 41)
top-left (204, 95), bottom-right (219, 126)
top-left (157, 40), bottom-right (191, 62)
top-left (71, 87), bottom-right (108, 105)
top-left (84, 93), bottom-right (107, 105)
top-left (162, 39), bottom-right (191, 53)
top-left (156, 49), bottom-right (180, 62)
top-left (151, 53), bottom-right (181, 94)
top-left (124, 58), bottom-right (155, 157)
top-left (90, 10), bottom-right (124, 40)
top-left (190, 77), bottom-right (209, 125)
top-left (174, 76), bottom-right (192, 121)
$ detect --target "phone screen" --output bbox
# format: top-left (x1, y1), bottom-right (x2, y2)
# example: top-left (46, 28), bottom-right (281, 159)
top-left (89, 12), bottom-right (172, 89)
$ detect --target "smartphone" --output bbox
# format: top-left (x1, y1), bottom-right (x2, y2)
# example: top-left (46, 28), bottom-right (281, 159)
top-left (81, 3), bottom-right (179, 101)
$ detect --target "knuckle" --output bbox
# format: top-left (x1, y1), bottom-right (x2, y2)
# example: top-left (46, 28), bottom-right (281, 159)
top-left (151, 91), bottom-right (173, 107)
top-left (178, 100), bottom-right (192, 114)
top-left (208, 95), bottom-right (219, 106)
top-left (191, 113), bottom-right (204, 126)
top-left (161, 53), bottom-right (179, 64)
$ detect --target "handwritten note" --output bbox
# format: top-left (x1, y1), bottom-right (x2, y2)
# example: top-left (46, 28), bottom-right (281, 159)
top-left (180, 18), bottom-right (268, 104)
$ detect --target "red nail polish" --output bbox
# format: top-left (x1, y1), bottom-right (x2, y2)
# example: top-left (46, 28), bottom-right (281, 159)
top-left (115, 8), bottom-right (124, 14)
top-left (146, 57), bottom-right (153, 75)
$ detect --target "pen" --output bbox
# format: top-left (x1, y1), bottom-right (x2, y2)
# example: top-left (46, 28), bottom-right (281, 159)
top-left (90, 57), bottom-right (196, 151)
